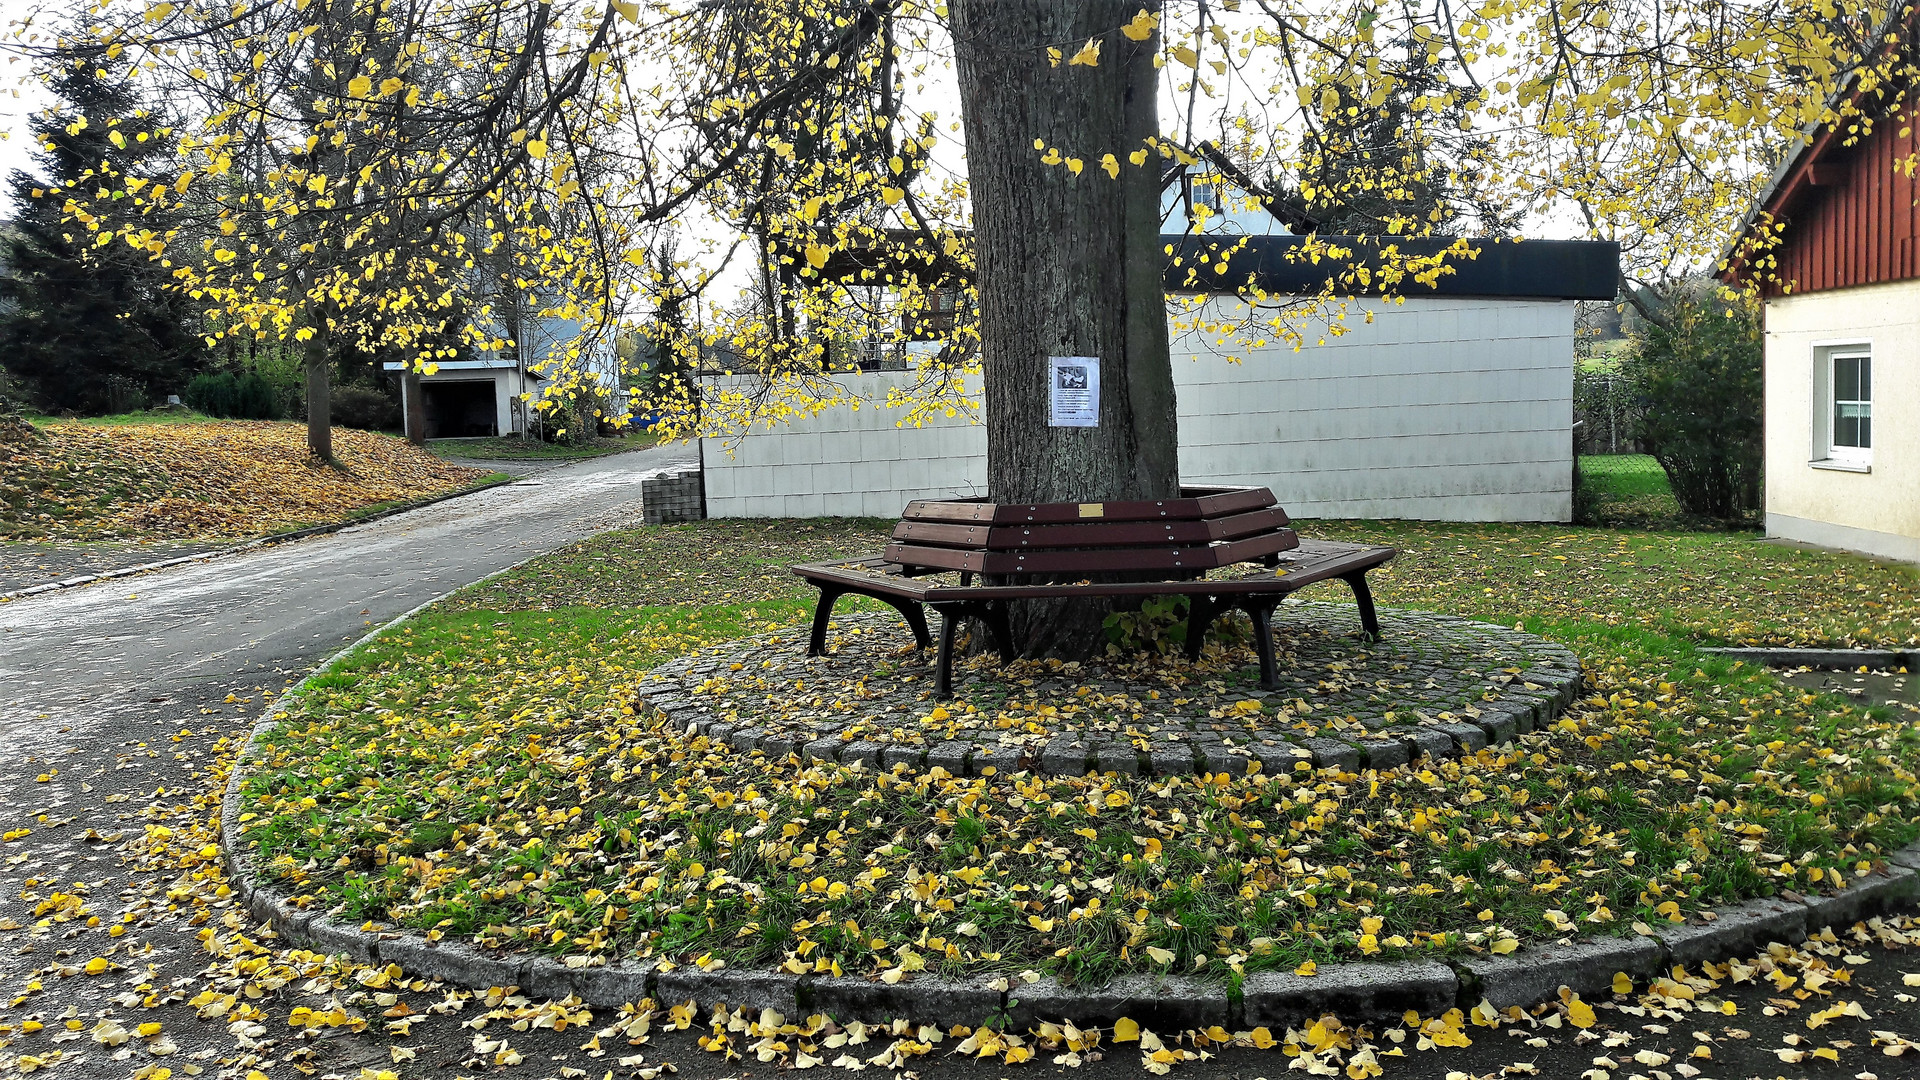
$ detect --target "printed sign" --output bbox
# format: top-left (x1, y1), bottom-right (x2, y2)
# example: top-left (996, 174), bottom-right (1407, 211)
top-left (1048, 355), bottom-right (1099, 427)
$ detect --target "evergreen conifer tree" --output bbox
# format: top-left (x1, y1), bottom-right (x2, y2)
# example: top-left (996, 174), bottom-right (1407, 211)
top-left (0, 54), bottom-right (203, 413)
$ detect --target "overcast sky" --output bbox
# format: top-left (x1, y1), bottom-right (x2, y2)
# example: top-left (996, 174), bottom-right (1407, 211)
top-left (1, 0), bottom-right (56, 208)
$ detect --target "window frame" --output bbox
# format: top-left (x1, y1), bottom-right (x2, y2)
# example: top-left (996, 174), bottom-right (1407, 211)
top-left (1811, 339), bottom-right (1874, 468)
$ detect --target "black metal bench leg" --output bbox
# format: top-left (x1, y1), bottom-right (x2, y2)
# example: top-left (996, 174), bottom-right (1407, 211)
top-left (1245, 600), bottom-right (1280, 690)
top-left (933, 607), bottom-right (960, 700)
top-left (807, 587), bottom-right (845, 656)
top-left (1342, 571), bottom-right (1383, 641)
top-left (876, 596), bottom-right (934, 650)
top-left (1184, 594), bottom-right (1220, 662)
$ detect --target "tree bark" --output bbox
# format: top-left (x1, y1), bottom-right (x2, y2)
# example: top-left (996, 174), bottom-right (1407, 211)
top-left (951, 0), bottom-right (1180, 657)
top-left (304, 322), bottom-right (333, 462)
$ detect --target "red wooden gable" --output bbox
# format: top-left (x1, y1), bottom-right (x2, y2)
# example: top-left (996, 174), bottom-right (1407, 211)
top-left (1727, 83), bottom-right (1920, 296)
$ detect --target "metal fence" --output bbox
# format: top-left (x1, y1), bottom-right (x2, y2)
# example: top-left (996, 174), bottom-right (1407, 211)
top-left (1571, 369), bottom-right (1685, 525)
top-left (1572, 369), bottom-right (1643, 456)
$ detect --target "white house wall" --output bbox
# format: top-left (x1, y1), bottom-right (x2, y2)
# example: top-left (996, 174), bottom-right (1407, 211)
top-left (1762, 279), bottom-right (1920, 563)
top-left (701, 296), bottom-right (1574, 521)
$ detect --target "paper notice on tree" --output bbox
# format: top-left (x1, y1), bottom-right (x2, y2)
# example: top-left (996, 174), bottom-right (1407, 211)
top-left (1048, 356), bottom-right (1099, 427)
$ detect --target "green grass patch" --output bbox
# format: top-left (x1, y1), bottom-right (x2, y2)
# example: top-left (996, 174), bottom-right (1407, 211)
top-left (1574, 453), bottom-right (1697, 529)
top-left (428, 433), bottom-right (661, 462)
top-left (238, 518), bottom-right (1920, 985)
top-left (26, 408), bottom-right (222, 427)
top-left (1580, 454), bottom-right (1670, 501)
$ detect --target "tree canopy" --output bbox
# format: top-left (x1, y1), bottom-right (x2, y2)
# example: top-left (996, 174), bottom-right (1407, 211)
top-left (10, 0), bottom-right (1916, 438)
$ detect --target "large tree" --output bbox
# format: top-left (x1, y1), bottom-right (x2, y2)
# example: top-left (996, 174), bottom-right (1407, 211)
top-left (24, 0), bottom-right (1917, 650)
top-left (27, 0), bottom-right (631, 458)
top-left (0, 57), bottom-right (204, 412)
top-left (948, 1), bottom-right (1179, 654)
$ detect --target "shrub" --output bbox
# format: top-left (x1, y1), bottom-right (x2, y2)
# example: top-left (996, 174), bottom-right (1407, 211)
top-left (330, 385), bottom-right (402, 431)
top-left (1625, 295), bottom-right (1763, 522)
top-left (183, 371), bottom-right (282, 419)
top-left (240, 349), bottom-right (308, 419)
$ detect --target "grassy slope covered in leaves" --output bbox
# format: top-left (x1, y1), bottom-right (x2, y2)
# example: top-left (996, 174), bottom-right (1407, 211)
top-left (0, 416), bottom-right (488, 541)
top-left (239, 520), bottom-right (1920, 986)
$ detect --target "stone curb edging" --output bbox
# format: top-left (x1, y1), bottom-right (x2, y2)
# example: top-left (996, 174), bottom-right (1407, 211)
top-left (636, 609), bottom-right (1587, 778)
top-left (0, 475), bottom-right (519, 603)
top-left (219, 604), bottom-right (1920, 1029)
top-left (1698, 646), bottom-right (1918, 671)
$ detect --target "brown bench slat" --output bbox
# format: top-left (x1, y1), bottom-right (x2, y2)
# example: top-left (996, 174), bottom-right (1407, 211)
top-left (913, 540), bottom-right (1389, 600)
top-left (892, 510), bottom-right (1288, 551)
top-left (891, 521), bottom-right (993, 548)
top-left (796, 538), bottom-right (1381, 604)
top-left (1202, 504), bottom-right (1293, 538)
top-left (884, 528), bottom-right (1297, 576)
top-left (881, 542), bottom-right (989, 573)
top-left (896, 506), bottom-right (1295, 551)
top-left (898, 500), bottom-right (997, 525)
top-left (903, 485), bottom-right (1277, 526)
top-left (1187, 486), bottom-right (1282, 519)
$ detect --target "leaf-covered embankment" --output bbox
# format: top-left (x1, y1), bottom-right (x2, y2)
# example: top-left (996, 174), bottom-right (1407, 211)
top-left (1, 417), bottom-right (488, 541)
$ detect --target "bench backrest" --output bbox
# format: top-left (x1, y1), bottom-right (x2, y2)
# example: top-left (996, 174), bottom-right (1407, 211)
top-left (884, 486), bottom-right (1300, 576)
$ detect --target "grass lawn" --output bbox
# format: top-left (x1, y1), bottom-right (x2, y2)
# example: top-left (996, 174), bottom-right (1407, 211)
top-left (24, 407), bottom-right (225, 426)
top-left (1575, 453), bottom-right (1697, 529)
top-left (239, 519), bottom-right (1920, 987)
top-left (429, 431), bottom-right (661, 462)
top-left (1579, 454), bottom-right (1669, 500)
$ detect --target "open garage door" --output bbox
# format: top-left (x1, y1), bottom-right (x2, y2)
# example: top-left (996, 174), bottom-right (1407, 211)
top-left (423, 380), bottom-right (498, 438)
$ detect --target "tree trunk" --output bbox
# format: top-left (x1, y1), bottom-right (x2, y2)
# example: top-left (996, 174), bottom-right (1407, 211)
top-left (304, 323), bottom-right (333, 462)
top-left (951, 0), bottom-right (1180, 657)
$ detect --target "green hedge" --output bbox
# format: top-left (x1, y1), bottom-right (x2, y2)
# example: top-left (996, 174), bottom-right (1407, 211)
top-left (183, 371), bottom-right (282, 420)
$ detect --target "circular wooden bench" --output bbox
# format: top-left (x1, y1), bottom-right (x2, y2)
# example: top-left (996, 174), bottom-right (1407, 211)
top-left (791, 486), bottom-right (1397, 698)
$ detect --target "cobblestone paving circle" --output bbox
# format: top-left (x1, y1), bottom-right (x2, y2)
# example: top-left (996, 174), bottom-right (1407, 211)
top-left (635, 603), bottom-right (1583, 776)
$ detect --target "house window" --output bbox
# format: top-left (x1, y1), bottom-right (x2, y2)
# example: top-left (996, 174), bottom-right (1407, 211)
top-left (1831, 352), bottom-right (1871, 455)
top-left (1813, 343), bottom-right (1872, 468)
top-left (1183, 172), bottom-right (1223, 219)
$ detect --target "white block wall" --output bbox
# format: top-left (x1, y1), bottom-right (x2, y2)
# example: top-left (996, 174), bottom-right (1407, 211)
top-left (700, 374), bottom-right (987, 519)
top-left (1174, 296), bottom-right (1574, 521)
top-left (702, 296), bottom-right (1574, 521)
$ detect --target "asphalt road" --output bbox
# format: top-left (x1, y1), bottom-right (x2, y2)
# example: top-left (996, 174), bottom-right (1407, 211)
top-left (0, 442), bottom-right (693, 745)
top-left (0, 443), bottom-right (703, 1078)
top-left (2, 451), bottom-right (1920, 1080)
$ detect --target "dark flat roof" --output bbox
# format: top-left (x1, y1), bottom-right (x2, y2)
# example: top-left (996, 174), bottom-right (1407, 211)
top-left (1163, 234), bottom-right (1620, 301)
top-left (781, 230), bottom-right (1619, 301)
